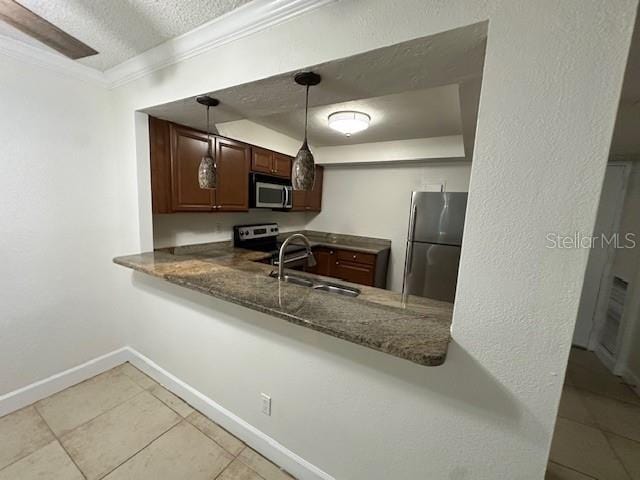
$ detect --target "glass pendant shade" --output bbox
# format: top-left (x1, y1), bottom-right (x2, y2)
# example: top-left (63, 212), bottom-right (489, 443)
top-left (292, 72), bottom-right (321, 191)
top-left (198, 142), bottom-right (216, 189)
top-left (196, 96), bottom-right (219, 190)
top-left (292, 139), bottom-right (315, 190)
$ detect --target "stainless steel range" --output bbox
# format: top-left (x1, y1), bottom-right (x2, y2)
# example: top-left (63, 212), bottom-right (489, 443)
top-left (233, 223), bottom-right (308, 268)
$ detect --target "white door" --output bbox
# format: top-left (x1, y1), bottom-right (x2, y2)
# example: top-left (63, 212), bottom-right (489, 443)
top-left (572, 165), bottom-right (627, 347)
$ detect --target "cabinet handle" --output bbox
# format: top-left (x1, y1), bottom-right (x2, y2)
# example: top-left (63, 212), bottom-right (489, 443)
top-left (352, 255), bottom-right (357, 259)
top-left (329, 250), bottom-right (334, 254)
top-left (336, 261), bottom-right (339, 265)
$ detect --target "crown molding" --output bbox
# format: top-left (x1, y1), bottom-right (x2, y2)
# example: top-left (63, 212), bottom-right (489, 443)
top-left (0, 0), bottom-right (335, 90)
top-left (0, 34), bottom-right (107, 87)
top-left (104, 0), bottom-right (336, 88)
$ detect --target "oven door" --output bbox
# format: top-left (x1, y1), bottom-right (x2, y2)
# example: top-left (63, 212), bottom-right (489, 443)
top-left (255, 181), bottom-right (292, 209)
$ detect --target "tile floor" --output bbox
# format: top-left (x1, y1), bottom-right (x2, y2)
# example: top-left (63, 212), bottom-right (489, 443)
top-left (0, 363), bottom-right (295, 480)
top-left (546, 347), bottom-right (640, 480)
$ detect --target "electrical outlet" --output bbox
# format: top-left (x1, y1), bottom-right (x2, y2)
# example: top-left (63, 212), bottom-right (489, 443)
top-left (260, 393), bottom-right (271, 416)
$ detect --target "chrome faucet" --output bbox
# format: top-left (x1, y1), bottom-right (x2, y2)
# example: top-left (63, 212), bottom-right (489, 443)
top-left (277, 233), bottom-right (316, 280)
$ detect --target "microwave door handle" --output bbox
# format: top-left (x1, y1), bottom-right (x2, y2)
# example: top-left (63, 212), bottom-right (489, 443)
top-left (283, 186), bottom-right (289, 208)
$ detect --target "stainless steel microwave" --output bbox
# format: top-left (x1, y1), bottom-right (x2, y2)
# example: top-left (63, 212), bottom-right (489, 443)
top-left (250, 173), bottom-right (293, 209)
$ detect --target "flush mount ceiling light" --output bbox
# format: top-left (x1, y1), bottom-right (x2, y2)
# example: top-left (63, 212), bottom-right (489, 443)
top-left (292, 71), bottom-right (321, 191)
top-left (328, 111), bottom-right (371, 137)
top-left (196, 95), bottom-right (219, 190)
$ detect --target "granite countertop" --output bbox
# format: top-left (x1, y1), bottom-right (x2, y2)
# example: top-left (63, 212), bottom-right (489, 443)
top-left (277, 230), bottom-right (391, 254)
top-left (113, 241), bottom-right (453, 367)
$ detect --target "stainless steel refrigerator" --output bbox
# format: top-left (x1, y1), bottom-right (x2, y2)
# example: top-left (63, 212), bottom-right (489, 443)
top-left (401, 192), bottom-right (468, 303)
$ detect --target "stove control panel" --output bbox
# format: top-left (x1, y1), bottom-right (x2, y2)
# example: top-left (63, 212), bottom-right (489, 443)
top-left (234, 223), bottom-right (279, 243)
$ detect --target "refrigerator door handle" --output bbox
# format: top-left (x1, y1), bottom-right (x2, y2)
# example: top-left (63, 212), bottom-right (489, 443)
top-left (401, 203), bottom-right (418, 304)
top-left (407, 204), bottom-right (417, 273)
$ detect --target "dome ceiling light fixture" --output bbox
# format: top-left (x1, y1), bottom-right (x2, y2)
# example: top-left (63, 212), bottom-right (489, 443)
top-left (291, 71), bottom-right (321, 191)
top-left (328, 110), bottom-right (371, 137)
top-left (196, 95), bottom-right (220, 190)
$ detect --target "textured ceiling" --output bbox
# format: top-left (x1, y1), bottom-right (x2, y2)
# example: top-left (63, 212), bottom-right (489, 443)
top-left (0, 0), bottom-right (252, 70)
top-left (144, 23), bottom-right (487, 146)
top-left (254, 85), bottom-right (462, 146)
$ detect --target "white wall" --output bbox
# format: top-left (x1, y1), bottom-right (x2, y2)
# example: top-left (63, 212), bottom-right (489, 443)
top-left (314, 135), bottom-right (465, 164)
top-left (0, 55), bottom-right (123, 394)
top-left (306, 162), bottom-right (471, 291)
top-left (109, 1), bottom-right (636, 479)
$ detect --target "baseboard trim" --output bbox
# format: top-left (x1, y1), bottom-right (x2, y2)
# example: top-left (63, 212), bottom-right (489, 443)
top-left (621, 366), bottom-right (640, 396)
top-left (127, 348), bottom-right (335, 480)
top-left (0, 347), bottom-right (130, 417)
top-left (0, 346), bottom-right (334, 480)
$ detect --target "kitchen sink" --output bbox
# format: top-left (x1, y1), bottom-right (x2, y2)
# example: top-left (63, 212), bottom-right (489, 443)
top-left (269, 271), bottom-right (361, 297)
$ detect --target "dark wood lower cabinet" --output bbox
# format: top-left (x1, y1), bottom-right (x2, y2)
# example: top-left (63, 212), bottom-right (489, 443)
top-left (309, 246), bottom-right (384, 288)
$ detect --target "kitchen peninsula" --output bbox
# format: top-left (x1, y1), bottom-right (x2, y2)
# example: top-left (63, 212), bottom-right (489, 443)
top-left (114, 234), bottom-right (453, 367)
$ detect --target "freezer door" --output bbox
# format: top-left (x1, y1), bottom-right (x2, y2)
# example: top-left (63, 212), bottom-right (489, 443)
top-left (410, 192), bottom-right (467, 245)
top-left (403, 242), bottom-right (462, 303)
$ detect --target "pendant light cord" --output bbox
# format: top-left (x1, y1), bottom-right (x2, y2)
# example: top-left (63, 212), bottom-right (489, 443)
top-left (304, 84), bottom-right (309, 142)
top-left (206, 105), bottom-right (213, 155)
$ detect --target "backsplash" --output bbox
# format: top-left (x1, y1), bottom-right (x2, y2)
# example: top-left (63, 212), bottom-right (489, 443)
top-left (152, 211), bottom-right (310, 248)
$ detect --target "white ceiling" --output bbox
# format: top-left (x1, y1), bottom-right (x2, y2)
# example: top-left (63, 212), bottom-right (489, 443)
top-left (254, 85), bottom-right (462, 146)
top-left (144, 23), bottom-right (487, 147)
top-left (0, 0), bottom-right (252, 70)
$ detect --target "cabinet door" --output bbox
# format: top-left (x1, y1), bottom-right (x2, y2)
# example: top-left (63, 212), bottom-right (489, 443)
top-left (291, 189), bottom-right (307, 211)
top-left (170, 125), bottom-right (214, 211)
top-left (251, 147), bottom-right (273, 174)
top-left (309, 247), bottom-right (336, 276)
top-left (272, 153), bottom-right (292, 178)
top-left (334, 260), bottom-right (375, 286)
top-left (306, 165), bottom-right (324, 211)
top-left (215, 137), bottom-right (250, 211)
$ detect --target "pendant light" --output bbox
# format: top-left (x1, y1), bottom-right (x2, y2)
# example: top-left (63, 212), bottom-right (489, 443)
top-left (196, 95), bottom-right (219, 189)
top-left (292, 71), bottom-right (321, 191)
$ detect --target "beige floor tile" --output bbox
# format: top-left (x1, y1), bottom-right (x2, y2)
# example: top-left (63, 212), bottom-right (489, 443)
top-left (545, 462), bottom-right (595, 479)
top-left (582, 392), bottom-right (640, 442)
top-left (113, 363), bottom-right (157, 390)
top-left (149, 384), bottom-right (194, 418)
top-left (549, 418), bottom-right (630, 479)
top-left (103, 421), bottom-right (233, 480)
top-left (557, 385), bottom-right (595, 425)
top-left (187, 411), bottom-right (244, 456)
top-left (219, 458), bottom-right (266, 480)
top-left (567, 362), bottom-right (640, 406)
top-left (606, 433), bottom-right (640, 480)
top-left (60, 391), bottom-right (181, 480)
top-left (238, 447), bottom-right (294, 480)
top-left (36, 369), bottom-right (143, 436)
top-left (0, 441), bottom-right (83, 480)
top-left (0, 406), bottom-right (55, 470)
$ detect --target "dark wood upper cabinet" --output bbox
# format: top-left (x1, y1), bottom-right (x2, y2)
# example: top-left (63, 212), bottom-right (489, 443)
top-left (307, 165), bottom-right (323, 211)
top-left (149, 116), bottom-right (321, 214)
top-left (170, 124), bottom-right (214, 212)
top-left (272, 152), bottom-right (292, 178)
top-left (251, 147), bottom-right (272, 174)
top-left (250, 148), bottom-right (292, 179)
top-left (291, 165), bottom-right (324, 212)
top-left (215, 137), bottom-right (250, 211)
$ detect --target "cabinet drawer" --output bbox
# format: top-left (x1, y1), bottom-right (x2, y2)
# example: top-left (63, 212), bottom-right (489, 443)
top-left (336, 249), bottom-right (375, 265)
top-left (334, 260), bottom-right (375, 286)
